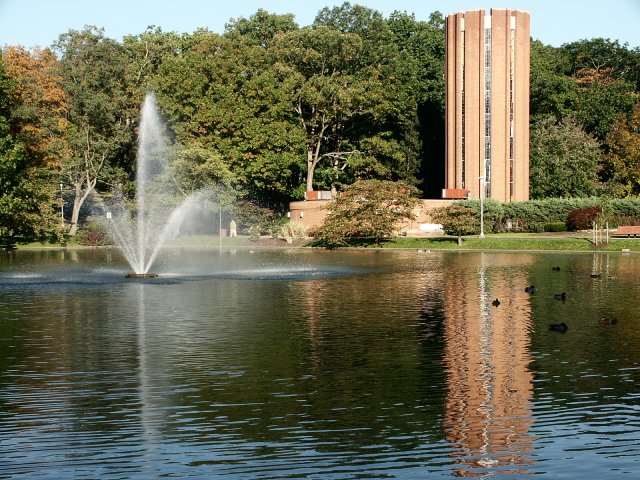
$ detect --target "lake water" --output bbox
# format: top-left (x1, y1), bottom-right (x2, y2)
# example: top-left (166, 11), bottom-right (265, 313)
top-left (1, 247), bottom-right (639, 479)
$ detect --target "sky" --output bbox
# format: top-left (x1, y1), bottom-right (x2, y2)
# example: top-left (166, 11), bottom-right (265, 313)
top-left (0, 0), bottom-right (639, 49)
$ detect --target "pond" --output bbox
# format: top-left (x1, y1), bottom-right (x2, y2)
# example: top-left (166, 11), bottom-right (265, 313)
top-left (1, 247), bottom-right (639, 479)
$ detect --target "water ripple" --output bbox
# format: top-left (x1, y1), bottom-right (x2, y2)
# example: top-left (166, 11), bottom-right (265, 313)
top-left (2, 250), bottom-right (640, 478)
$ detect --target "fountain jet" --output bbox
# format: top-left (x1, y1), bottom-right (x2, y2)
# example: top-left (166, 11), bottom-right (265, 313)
top-left (103, 93), bottom-right (214, 277)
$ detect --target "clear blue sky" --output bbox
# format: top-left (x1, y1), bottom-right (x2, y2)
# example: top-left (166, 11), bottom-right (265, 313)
top-left (1, 0), bottom-right (638, 49)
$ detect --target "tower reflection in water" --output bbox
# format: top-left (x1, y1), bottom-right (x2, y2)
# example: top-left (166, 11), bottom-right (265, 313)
top-left (442, 253), bottom-right (536, 477)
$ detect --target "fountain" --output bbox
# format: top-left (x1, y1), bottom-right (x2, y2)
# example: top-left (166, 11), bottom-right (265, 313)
top-left (104, 93), bottom-right (210, 278)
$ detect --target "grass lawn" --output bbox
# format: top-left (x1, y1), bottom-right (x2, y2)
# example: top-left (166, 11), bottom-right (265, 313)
top-left (14, 233), bottom-right (640, 252)
top-left (383, 234), bottom-right (640, 252)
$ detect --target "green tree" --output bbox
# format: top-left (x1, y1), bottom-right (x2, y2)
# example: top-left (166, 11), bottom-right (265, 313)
top-left (530, 40), bottom-right (578, 120)
top-left (387, 10), bottom-right (445, 197)
top-left (54, 26), bottom-right (132, 235)
top-left (562, 38), bottom-right (640, 89)
top-left (313, 179), bottom-right (420, 247)
top-left (155, 31), bottom-right (305, 204)
top-left (122, 27), bottom-right (183, 94)
top-left (120, 26), bottom-right (184, 145)
top-left (0, 53), bottom-right (60, 248)
top-left (573, 70), bottom-right (637, 142)
top-left (272, 24), bottom-right (418, 193)
top-left (224, 9), bottom-right (298, 47)
top-left (529, 116), bottom-right (601, 199)
top-left (314, 2), bottom-right (386, 35)
top-left (430, 203), bottom-right (478, 243)
top-left (313, 3), bottom-right (422, 189)
top-left (603, 103), bottom-right (640, 196)
top-left (561, 38), bottom-right (638, 142)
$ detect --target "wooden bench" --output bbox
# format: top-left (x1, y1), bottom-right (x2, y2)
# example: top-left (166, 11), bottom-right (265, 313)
top-left (613, 226), bottom-right (640, 238)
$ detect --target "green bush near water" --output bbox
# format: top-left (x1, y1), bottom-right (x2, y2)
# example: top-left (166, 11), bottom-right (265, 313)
top-left (543, 222), bottom-right (568, 232)
top-left (441, 198), bottom-right (640, 234)
top-left (75, 222), bottom-right (111, 246)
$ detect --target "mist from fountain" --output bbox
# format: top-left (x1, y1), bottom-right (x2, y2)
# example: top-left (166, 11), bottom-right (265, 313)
top-left (104, 93), bottom-right (213, 275)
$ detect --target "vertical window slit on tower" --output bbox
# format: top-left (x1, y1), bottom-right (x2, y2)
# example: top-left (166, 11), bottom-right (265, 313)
top-left (484, 26), bottom-right (491, 198)
top-left (509, 22), bottom-right (515, 198)
top-left (461, 28), bottom-right (466, 189)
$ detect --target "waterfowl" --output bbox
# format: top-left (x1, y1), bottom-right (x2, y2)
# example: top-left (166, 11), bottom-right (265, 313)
top-left (599, 317), bottom-right (618, 326)
top-left (525, 285), bottom-right (536, 293)
top-left (590, 273), bottom-right (601, 278)
top-left (553, 292), bottom-right (567, 301)
top-left (549, 322), bottom-right (568, 333)
top-left (492, 298), bottom-right (501, 307)
top-left (552, 266), bottom-right (561, 271)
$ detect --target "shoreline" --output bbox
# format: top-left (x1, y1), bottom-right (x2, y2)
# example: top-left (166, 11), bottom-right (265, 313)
top-left (10, 233), bottom-right (640, 253)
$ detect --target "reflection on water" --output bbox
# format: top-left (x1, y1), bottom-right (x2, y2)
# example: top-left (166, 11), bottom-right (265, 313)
top-left (442, 253), bottom-right (536, 477)
top-left (1, 248), bottom-right (639, 478)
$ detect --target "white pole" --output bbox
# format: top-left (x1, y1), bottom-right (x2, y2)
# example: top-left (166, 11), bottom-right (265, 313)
top-left (59, 183), bottom-right (64, 227)
top-left (479, 176), bottom-right (485, 238)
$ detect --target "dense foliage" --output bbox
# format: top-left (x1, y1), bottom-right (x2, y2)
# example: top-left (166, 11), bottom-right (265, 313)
top-left (312, 179), bottom-right (420, 247)
top-left (0, 50), bottom-right (62, 248)
top-left (0, 2), bottom-right (639, 246)
top-left (529, 116), bottom-right (601, 198)
top-left (429, 203), bottom-right (479, 240)
top-left (433, 198), bottom-right (640, 236)
top-left (566, 206), bottom-right (604, 231)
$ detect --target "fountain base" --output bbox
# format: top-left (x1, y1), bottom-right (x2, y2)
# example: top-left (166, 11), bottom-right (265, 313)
top-left (125, 273), bottom-right (159, 278)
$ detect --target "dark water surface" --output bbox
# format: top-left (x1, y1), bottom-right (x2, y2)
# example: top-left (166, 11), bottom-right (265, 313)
top-left (1, 248), bottom-right (639, 479)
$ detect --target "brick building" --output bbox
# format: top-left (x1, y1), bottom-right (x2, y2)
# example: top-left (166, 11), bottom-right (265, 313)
top-left (444, 9), bottom-right (530, 202)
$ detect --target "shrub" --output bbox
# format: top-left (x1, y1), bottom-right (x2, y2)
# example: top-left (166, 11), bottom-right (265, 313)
top-left (248, 225), bottom-right (261, 242)
top-left (430, 204), bottom-right (479, 238)
top-left (424, 198), bottom-right (640, 234)
top-left (271, 219), bottom-right (308, 242)
top-left (566, 206), bottom-right (603, 231)
top-left (606, 198), bottom-right (640, 226)
top-left (233, 200), bottom-right (280, 236)
top-left (607, 215), bottom-right (640, 228)
top-left (76, 222), bottom-right (111, 246)
top-left (544, 222), bottom-right (568, 232)
top-left (313, 180), bottom-right (421, 248)
top-left (502, 198), bottom-right (596, 232)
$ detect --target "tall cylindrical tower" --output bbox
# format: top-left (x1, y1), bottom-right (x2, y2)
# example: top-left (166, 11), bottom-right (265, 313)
top-left (444, 9), bottom-right (530, 202)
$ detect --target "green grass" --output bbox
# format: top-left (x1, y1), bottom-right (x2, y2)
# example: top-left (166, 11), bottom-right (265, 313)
top-left (16, 235), bottom-right (295, 249)
top-left (164, 235), bottom-right (255, 247)
top-left (15, 233), bottom-right (640, 252)
top-left (19, 240), bottom-right (75, 249)
top-left (383, 235), bottom-right (640, 251)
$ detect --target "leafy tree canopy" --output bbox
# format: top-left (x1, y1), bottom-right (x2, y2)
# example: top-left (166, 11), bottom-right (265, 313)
top-left (224, 9), bottom-right (299, 47)
top-left (430, 203), bottom-right (478, 240)
top-left (529, 116), bottom-right (601, 199)
top-left (603, 103), bottom-right (640, 196)
top-left (0, 53), bottom-right (61, 248)
top-left (313, 179), bottom-right (420, 247)
top-left (53, 26), bottom-right (133, 235)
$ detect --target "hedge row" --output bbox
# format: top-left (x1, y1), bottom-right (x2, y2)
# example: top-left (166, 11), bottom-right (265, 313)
top-left (450, 197), bottom-right (640, 233)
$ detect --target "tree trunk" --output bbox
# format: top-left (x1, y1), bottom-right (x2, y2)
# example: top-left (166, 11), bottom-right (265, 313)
top-left (68, 181), bottom-right (95, 236)
top-left (306, 147), bottom-right (316, 192)
top-left (69, 186), bottom-right (82, 236)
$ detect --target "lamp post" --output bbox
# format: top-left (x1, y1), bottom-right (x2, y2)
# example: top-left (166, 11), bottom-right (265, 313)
top-left (59, 182), bottom-right (64, 227)
top-left (479, 176), bottom-right (485, 238)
